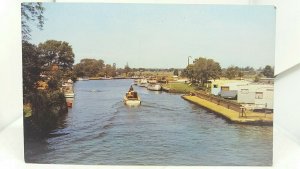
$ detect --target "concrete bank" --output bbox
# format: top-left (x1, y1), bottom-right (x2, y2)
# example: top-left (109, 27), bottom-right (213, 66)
top-left (182, 95), bottom-right (273, 125)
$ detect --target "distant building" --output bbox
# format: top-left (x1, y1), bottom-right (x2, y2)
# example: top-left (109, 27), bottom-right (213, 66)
top-left (209, 80), bottom-right (251, 96)
top-left (209, 79), bottom-right (274, 111)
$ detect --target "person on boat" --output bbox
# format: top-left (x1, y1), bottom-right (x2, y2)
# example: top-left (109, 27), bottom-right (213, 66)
top-left (128, 85), bottom-right (134, 92)
top-left (127, 85), bottom-right (137, 99)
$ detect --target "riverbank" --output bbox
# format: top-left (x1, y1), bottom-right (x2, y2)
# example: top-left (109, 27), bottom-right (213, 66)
top-left (182, 95), bottom-right (273, 125)
top-left (161, 83), bottom-right (196, 93)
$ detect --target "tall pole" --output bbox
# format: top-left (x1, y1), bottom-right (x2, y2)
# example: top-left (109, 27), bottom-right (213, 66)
top-left (188, 56), bottom-right (192, 66)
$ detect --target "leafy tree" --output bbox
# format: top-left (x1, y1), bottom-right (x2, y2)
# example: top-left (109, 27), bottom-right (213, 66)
top-left (262, 65), bottom-right (274, 78)
top-left (38, 40), bottom-right (75, 71)
top-left (124, 63), bottom-right (131, 76)
top-left (184, 57), bottom-right (221, 86)
top-left (173, 69), bottom-right (179, 76)
top-left (193, 58), bottom-right (221, 85)
top-left (22, 41), bottom-right (42, 94)
top-left (225, 66), bottom-right (240, 79)
top-left (238, 71), bottom-right (244, 79)
top-left (104, 64), bottom-right (117, 77)
top-left (21, 3), bottom-right (45, 41)
top-left (182, 64), bottom-right (194, 81)
top-left (73, 58), bottom-right (104, 77)
top-left (254, 73), bottom-right (263, 82)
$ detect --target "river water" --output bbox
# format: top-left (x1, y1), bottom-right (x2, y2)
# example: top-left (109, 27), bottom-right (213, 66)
top-left (25, 79), bottom-right (272, 165)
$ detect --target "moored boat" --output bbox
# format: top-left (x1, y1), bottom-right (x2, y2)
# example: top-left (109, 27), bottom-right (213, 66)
top-left (147, 83), bottom-right (162, 91)
top-left (124, 86), bottom-right (141, 106)
top-left (133, 79), bottom-right (139, 85)
top-left (62, 79), bottom-right (75, 98)
top-left (138, 79), bottom-right (148, 87)
top-left (64, 92), bottom-right (75, 98)
top-left (77, 77), bottom-right (89, 81)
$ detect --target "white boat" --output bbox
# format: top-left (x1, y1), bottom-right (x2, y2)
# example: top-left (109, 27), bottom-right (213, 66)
top-left (62, 80), bottom-right (75, 98)
top-left (147, 83), bottom-right (162, 91)
top-left (138, 79), bottom-right (148, 87)
top-left (123, 86), bottom-right (141, 106)
top-left (100, 76), bottom-right (113, 80)
top-left (77, 77), bottom-right (89, 81)
top-left (64, 92), bottom-right (75, 98)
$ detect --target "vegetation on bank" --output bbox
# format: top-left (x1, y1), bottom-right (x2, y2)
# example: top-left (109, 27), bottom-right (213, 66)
top-left (181, 57), bottom-right (274, 88)
top-left (22, 3), bottom-right (74, 136)
top-left (162, 83), bottom-right (197, 94)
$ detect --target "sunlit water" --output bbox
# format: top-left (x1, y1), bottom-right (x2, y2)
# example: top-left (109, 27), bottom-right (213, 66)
top-left (25, 79), bottom-right (272, 165)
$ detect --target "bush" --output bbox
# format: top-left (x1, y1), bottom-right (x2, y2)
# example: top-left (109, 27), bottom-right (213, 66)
top-left (24, 90), bottom-right (67, 135)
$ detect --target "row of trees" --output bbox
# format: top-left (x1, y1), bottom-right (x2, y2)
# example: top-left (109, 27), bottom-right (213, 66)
top-left (73, 59), bottom-right (133, 78)
top-left (182, 57), bottom-right (274, 86)
top-left (73, 60), bottom-right (189, 78)
top-left (22, 3), bottom-right (77, 134)
top-left (23, 40), bottom-right (75, 94)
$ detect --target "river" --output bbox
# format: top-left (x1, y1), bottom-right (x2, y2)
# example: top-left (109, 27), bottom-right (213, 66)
top-left (24, 79), bottom-right (272, 165)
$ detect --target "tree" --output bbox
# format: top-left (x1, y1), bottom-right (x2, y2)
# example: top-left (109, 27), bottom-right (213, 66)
top-left (183, 64), bottom-right (195, 82)
top-left (173, 69), bottom-right (179, 76)
top-left (194, 58), bottom-right (221, 85)
top-left (124, 63), bottom-right (131, 77)
top-left (73, 58), bottom-right (104, 77)
top-left (254, 73), bottom-right (263, 82)
top-left (22, 41), bottom-right (42, 94)
top-left (104, 64), bottom-right (117, 77)
top-left (262, 65), bottom-right (274, 78)
top-left (187, 57), bottom-right (221, 86)
top-left (21, 3), bottom-right (45, 41)
top-left (38, 40), bottom-right (75, 71)
top-left (225, 66), bottom-right (240, 79)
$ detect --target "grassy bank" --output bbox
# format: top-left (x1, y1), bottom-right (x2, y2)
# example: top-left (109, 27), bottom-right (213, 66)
top-left (162, 83), bottom-right (197, 93)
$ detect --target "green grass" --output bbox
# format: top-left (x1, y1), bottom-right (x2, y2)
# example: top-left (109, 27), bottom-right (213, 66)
top-left (162, 82), bottom-right (196, 93)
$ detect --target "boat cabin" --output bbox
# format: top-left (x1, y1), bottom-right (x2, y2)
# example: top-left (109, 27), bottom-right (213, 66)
top-left (126, 91), bottom-right (138, 100)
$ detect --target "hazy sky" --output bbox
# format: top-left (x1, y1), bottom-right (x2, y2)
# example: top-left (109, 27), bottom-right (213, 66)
top-left (30, 3), bottom-right (275, 69)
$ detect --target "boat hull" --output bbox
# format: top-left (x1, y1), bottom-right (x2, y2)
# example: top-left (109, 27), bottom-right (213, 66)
top-left (123, 96), bottom-right (141, 106)
top-left (147, 84), bottom-right (162, 91)
top-left (64, 93), bottom-right (75, 98)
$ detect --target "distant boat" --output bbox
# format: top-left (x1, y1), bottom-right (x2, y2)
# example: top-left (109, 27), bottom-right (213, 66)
top-left (123, 86), bottom-right (141, 106)
top-left (147, 83), bottom-right (162, 91)
top-left (133, 79), bottom-right (139, 85)
top-left (100, 76), bottom-right (113, 80)
top-left (138, 79), bottom-right (148, 87)
top-left (77, 77), bottom-right (89, 81)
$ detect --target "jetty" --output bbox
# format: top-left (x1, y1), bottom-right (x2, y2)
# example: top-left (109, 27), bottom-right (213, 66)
top-left (182, 94), bottom-right (273, 125)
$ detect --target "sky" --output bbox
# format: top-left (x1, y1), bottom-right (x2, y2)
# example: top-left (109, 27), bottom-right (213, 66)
top-left (30, 3), bottom-right (275, 69)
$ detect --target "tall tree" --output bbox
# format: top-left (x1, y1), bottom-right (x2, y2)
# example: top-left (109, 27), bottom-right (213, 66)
top-left (124, 63), bottom-right (131, 77)
top-left (104, 64), bottom-right (114, 77)
top-left (22, 42), bottom-right (42, 94)
top-left (173, 69), bottom-right (179, 76)
top-left (191, 57), bottom-right (221, 86)
top-left (38, 40), bottom-right (75, 71)
top-left (21, 3), bottom-right (45, 41)
top-left (182, 64), bottom-right (195, 82)
top-left (262, 65), bottom-right (274, 78)
top-left (225, 66), bottom-right (240, 79)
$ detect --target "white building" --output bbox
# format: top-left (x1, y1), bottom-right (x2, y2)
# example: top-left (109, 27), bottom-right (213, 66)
top-left (237, 84), bottom-right (274, 110)
top-left (209, 80), bottom-right (252, 96)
